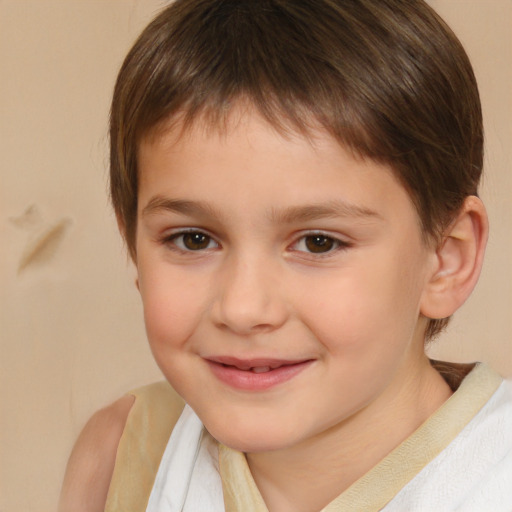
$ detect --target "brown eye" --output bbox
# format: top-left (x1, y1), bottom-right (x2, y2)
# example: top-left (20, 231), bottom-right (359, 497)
top-left (169, 231), bottom-right (218, 251)
top-left (182, 232), bottom-right (212, 250)
top-left (304, 235), bottom-right (335, 253)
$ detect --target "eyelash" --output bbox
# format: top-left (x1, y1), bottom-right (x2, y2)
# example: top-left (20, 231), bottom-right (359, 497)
top-left (161, 229), bottom-right (220, 253)
top-left (290, 232), bottom-right (351, 257)
top-left (159, 229), bottom-right (351, 256)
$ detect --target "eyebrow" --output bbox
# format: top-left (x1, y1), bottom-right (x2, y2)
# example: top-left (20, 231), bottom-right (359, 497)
top-left (141, 196), bottom-right (382, 223)
top-left (141, 196), bottom-right (224, 220)
top-left (269, 201), bottom-right (382, 224)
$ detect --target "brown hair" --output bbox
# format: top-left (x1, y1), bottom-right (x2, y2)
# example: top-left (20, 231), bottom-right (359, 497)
top-left (110, 0), bottom-right (483, 339)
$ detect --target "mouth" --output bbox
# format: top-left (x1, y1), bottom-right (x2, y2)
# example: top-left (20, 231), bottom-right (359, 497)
top-left (205, 356), bottom-right (314, 391)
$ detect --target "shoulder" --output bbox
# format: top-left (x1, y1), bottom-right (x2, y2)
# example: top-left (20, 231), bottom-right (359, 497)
top-left (58, 394), bottom-right (135, 512)
top-left (59, 382), bottom-right (185, 512)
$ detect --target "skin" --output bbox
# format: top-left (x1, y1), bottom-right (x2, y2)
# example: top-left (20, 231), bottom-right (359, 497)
top-left (58, 395), bottom-right (134, 512)
top-left (59, 109), bottom-right (487, 512)
top-left (134, 110), bottom-right (453, 511)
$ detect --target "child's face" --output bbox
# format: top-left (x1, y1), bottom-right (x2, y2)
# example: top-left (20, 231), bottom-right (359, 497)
top-left (135, 110), bottom-right (437, 453)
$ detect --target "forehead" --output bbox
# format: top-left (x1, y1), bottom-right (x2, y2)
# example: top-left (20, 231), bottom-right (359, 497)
top-left (136, 110), bottom-right (421, 235)
top-left (139, 104), bottom-right (366, 181)
top-left (139, 109), bottom-right (369, 187)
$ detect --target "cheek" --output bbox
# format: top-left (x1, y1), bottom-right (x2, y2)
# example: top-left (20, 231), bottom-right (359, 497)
top-left (138, 265), bottom-right (205, 353)
top-left (298, 253), bottom-right (426, 353)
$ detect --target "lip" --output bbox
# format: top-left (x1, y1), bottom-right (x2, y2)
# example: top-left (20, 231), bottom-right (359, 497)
top-left (205, 356), bottom-right (314, 391)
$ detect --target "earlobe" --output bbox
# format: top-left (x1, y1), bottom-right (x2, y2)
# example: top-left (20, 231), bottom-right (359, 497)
top-left (420, 196), bottom-right (488, 320)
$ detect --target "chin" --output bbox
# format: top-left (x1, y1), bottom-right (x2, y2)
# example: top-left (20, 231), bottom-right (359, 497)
top-left (214, 433), bottom-right (288, 453)
top-left (203, 415), bottom-right (299, 453)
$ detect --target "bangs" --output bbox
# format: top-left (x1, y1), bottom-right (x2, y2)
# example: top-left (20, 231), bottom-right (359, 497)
top-left (116, 0), bottom-right (392, 159)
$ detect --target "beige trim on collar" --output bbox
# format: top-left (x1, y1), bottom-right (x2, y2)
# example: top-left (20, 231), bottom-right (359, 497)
top-left (220, 445), bottom-right (270, 512)
top-left (104, 381), bottom-right (185, 512)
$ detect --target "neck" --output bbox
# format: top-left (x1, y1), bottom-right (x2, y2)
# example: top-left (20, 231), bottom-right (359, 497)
top-left (246, 356), bottom-right (452, 512)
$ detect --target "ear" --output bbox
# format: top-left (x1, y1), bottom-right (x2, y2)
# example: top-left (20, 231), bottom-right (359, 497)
top-left (420, 196), bottom-right (488, 320)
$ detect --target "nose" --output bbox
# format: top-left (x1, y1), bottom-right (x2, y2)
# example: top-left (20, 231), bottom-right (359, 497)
top-left (211, 254), bottom-right (288, 335)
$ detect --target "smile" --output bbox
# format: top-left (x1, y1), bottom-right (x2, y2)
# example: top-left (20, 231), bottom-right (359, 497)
top-left (205, 356), bottom-right (314, 391)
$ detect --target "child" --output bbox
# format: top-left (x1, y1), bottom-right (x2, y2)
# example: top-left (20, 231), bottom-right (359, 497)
top-left (59, 0), bottom-right (512, 510)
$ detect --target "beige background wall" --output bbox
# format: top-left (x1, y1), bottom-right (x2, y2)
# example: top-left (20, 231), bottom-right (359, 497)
top-left (0, 1), bottom-right (510, 510)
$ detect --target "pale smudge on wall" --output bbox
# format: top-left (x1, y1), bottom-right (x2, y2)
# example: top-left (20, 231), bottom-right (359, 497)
top-left (9, 204), bottom-right (73, 274)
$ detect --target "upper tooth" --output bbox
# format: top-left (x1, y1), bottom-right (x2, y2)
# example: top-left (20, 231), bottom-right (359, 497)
top-left (251, 366), bottom-right (271, 373)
